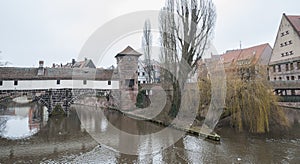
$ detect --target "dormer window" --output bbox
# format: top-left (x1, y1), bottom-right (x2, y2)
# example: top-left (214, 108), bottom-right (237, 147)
top-left (57, 80), bottom-right (60, 85)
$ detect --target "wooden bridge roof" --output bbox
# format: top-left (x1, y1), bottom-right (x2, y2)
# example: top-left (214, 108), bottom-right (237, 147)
top-left (0, 67), bottom-right (115, 80)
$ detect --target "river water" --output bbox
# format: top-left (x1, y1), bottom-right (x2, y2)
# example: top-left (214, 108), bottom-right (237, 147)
top-left (0, 102), bottom-right (299, 163)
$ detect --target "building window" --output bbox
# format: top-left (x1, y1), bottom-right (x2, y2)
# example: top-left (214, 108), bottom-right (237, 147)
top-left (281, 31), bottom-right (289, 37)
top-left (298, 76), bottom-right (300, 80)
top-left (286, 64), bottom-right (289, 71)
top-left (290, 51), bottom-right (294, 55)
top-left (14, 80), bottom-right (18, 86)
top-left (273, 65), bottom-right (276, 72)
top-left (287, 76), bottom-right (290, 81)
top-left (289, 40), bottom-right (292, 44)
top-left (0, 81), bottom-right (2, 86)
top-left (279, 77), bottom-right (282, 80)
top-left (280, 43), bottom-right (283, 47)
top-left (57, 80), bottom-right (60, 85)
top-left (278, 65), bottom-right (281, 72)
top-left (142, 72), bottom-right (145, 76)
top-left (143, 81), bottom-right (146, 84)
top-left (291, 76), bottom-right (295, 80)
top-left (274, 77), bottom-right (276, 81)
top-left (138, 81), bottom-right (141, 84)
top-left (138, 72), bottom-right (140, 76)
top-left (108, 80), bottom-right (111, 85)
top-left (290, 63), bottom-right (294, 70)
top-left (286, 52), bottom-right (289, 56)
top-left (291, 90), bottom-right (296, 95)
top-left (281, 53), bottom-right (285, 57)
top-left (83, 80), bottom-right (87, 85)
top-left (297, 62), bottom-right (300, 70)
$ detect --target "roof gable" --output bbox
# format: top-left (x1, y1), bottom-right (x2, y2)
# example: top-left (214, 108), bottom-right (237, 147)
top-left (285, 14), bottom-right (300, 36)
top-left (115, 46), bottom-right (142, 58)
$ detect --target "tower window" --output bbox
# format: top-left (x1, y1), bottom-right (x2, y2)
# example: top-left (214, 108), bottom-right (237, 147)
top-left (83, 80), bottom-right (87, 85)
top-left (290, 63), bottom-right (294, 70)
top-left (14, 80), bottom-right (18, 86)
top-left (108, 80), bottom-right (111, 85)
top-left (57, 80), bottom-right (60, 85)
top-left (0, 81), bottom-right (2, 86)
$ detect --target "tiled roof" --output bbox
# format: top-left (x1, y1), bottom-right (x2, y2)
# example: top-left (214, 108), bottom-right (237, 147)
top-left (221, 43), bottom-right (270, 66)
top-left (286, 14), bottom-right (300, 36)
top-left (115, 46), bottom-right (142, 57)
top-left (0, 67), bottom-right (114, 80)
top-left (221, 49), bottom-right (242, 65)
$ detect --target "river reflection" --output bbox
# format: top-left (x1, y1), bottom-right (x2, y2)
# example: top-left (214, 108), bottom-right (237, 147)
top-left (0, 103), bottom-right (48, 140)
top-left (0, 103), bottom-right (299, 163)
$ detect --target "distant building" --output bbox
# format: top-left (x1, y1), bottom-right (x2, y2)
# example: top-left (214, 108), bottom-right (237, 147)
top-left (138, 59), bottom-right (160, 84)
top-left (268, 13), bottom-right (300, 96)
top-left (220, 43), bottom-right (272, 79)
top-left (221, 43), bottom-right (272, 68)
top-left (52, 58), bottom-right (96, 69)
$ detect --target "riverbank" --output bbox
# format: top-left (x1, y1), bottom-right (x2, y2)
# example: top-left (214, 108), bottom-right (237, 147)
top-left (73, 98), bottom-right (220, 142)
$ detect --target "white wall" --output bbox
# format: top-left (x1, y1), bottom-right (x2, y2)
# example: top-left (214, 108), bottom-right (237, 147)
top-left (0, 80), bottom-right (119, 90)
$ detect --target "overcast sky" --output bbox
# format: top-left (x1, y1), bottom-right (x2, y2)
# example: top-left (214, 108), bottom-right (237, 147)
top-left (0, 0), bottom-right (299, 67)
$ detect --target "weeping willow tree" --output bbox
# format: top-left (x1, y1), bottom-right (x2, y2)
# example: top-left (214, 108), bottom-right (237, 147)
top-left (198, 63), bottom-right (289, 133)
top-left (226, 65), bottom-right (289, 133)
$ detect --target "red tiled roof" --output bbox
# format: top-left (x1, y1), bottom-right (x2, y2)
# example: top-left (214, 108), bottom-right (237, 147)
top-left (115, 46), bottom-right (142, 57)
top-left (285, 14), bottom-right (300, 36)
top-left (221, 43), bottom-right (270, 66)
top-left (221, 49), bottom-right (241, 64)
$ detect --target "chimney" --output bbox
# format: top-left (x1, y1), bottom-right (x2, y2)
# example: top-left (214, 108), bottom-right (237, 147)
top-left (52, 63), bottom-right (55, 68)
top-left (72, 59), bottom-right (76, 65)
top-left (37, 60), bottom-right (45, 76)
top-left (39, 60), bottom-right (44, 68)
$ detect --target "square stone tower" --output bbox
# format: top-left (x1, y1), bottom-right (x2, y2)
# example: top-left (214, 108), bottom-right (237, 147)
top-left (115, 46), bottom-right (142, 110)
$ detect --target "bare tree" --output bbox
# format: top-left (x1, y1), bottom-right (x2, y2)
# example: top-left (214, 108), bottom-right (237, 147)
top-left (159, 0), bottom-right (216, 116)
top-left (142, 19), bottom-right (153, 83)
